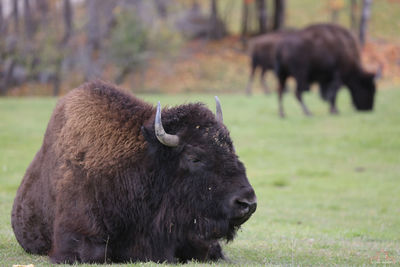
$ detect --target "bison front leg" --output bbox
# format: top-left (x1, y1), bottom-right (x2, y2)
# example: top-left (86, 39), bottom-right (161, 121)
top-left (207, 241), bottom-right (224, 261)
top-left (260, 69), bottom-right (270, 94)
top-left (328, 92), bottom-right (339, 114)
top-left (320, 74), bottom-right (342, 115)
top-left (245, 65), bottom-right (256, 96)
top-left (49, 227), bottom-right (80, 264)
top-left (327, 81), bottom-right (341, 115)
top-left (277, 76), bottom-right (287, 118)
top-left (175, 239), bottom-right (224, 263)
top-left (295, 80), bottom-right (312, 116)
top-left (50, 222), bottom-right (109, 264)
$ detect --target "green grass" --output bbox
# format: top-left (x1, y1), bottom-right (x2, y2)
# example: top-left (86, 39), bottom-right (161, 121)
top-left (1, 85), bottom-right (400, 266)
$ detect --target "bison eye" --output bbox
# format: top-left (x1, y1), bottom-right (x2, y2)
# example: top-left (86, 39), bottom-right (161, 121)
top-left (191, 157), bottom-right (201, 163)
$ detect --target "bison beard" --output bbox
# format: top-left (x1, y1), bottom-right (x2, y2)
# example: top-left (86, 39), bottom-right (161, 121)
top-left (11, 81), bottom-right (256, 264)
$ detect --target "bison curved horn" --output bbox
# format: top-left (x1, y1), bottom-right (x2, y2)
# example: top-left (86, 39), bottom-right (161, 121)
top-left (215, 96), bottom-right (223, 123)
top-left (155, 102), bottom-right (179, 147)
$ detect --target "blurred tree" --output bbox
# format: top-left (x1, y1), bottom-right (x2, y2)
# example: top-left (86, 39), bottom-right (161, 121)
top-left (12, 0), bottom-right (20, 34)
top-left (208, 0), bottom-right (226, 39)
top-left (350, 0), bottom-right (359, 32)
top-left (36, 0), bottom-right (49, 25)
top-left (84, 0), bottom-right (117, 80)
top-left (241, 0), bottom-right (249, 45)
top-left (272, 0), bottom-right (285, 31)
top-left (154, 0), bottom-right (168, 19)
top-left (24, 0), bottom-right (39, 39)
top-left (359, 0), bottom-right (373, 46)
top-left (0, 1), bottom-right (3, 34)
top-left (108, 10), bottom-right (147, 84)
top-left (256, 0), bottom-right (267, 34)
top-left (328, 0), bottom-right (345, 23)
top-left (62, 0), bottom-right (73, 45)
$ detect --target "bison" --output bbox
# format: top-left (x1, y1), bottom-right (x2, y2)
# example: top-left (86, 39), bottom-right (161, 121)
top-left (275, 23), bottom-right (378, 117)
top-left (245, 31), bottom-right (291, 95)
top-left (11, 81), bottom-right (257, 264)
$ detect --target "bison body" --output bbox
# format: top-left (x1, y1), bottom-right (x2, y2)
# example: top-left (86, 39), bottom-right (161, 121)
top-left (11, 81), bottom-right (256, 264)
top-left (245, 31), bottom-right (291, 95)
top-left (275, 23), bottom-right (377, 117)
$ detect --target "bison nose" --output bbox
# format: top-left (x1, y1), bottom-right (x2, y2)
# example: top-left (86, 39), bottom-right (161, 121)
top-left (230, 189), bottom-right (257, 225)
top-left (234, 197), bottom-right (257, 216)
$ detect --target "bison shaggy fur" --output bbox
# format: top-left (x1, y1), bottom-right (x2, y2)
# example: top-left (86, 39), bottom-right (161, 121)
top-left (11, 81), bottom-right (256, 264)
top-left (275, 23), bottom-right (377, 117)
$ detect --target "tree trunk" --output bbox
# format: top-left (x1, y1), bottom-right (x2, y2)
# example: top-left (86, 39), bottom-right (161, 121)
top-left (241, 0), bottom-right (249, 46)
top-left (273, 0), bottom-right (285, 31)
top-left (35, 0), bottom-right (49, 25)
top-left (52, 58), bottom-right (62, 96)
top-left (359, 0), bottom-right (372, 46)
top-left (0, 59), bottom-right (16, 96)
top-left (24, 0), bottom-right (35, 39)
top-left (12, 0), bottom-right (19, 34)
top-left (256, 0), bottom-right (267, 34)
top-left (208, 0), bottom-right (224, 39)
top-left (154, 0), bottom-right (168, 19)
top-left (84, 0), bottom-right (102, 80)
top-left (62, 0), bottom-right (73, 45)
top-left (0, 1), bottom-right (3, 34)
top-left (350, 0), bottom-right (358, 32)
top-left (84, 0), bottom-right (117, 80)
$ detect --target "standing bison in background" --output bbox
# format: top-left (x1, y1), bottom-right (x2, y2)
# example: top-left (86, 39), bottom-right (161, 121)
top-left (11, 81), bottom-right (256, 264)
top-left (275, 23), bottom-right (378, 117)
top-left (245, 31), bottom-right (292, 95)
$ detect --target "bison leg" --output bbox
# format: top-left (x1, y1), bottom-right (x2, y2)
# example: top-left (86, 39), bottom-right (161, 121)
top-left (245, 66), bottom-right (256, 96)
top-left (260, 69), bottom-right (270, 94)
top-left (49, 229), bottom-right (80, 264)
top-left (277, 77), bottom-right (287, 118)
top-left (11, 202), bottom-right (52, 255)
top-left (175, 239), bottom-right (224, 263)
top-left (320, 73), bottom-right (341, 114)
top-left (207, 241), bottom-right (224, 261)
top-left (295, 81), bottom-right (312, 116)
top-left (50, 222), bottom-right (109, 264)
top-left (327, 81), bottom-right (341, 115)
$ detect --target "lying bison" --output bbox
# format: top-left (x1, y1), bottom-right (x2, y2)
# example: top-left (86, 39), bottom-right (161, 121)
top-left (275, 23), bottom-right (378, 117)
top-left (245, 31), bottom-right (291, 95)
top-left (11, 81), bottom-right (256, 264)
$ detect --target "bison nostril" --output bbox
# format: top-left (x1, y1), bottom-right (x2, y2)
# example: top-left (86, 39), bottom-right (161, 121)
top-left (234, 198), bottom-right (257, 215)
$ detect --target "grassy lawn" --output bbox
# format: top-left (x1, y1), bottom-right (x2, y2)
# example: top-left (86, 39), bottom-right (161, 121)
top-left (1, 85), bottom-right (400, 266)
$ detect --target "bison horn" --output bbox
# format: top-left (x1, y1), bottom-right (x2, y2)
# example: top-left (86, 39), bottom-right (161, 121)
top-left (155, 102), bottom-right (179, 147)
top-left (215, 96), bottom-right (223, 123)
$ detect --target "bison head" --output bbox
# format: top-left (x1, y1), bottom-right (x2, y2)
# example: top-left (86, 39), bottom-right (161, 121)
top-left (141, 97), bottom-right (256, 260)
top-left (347, 70), bottom-right (376, 111)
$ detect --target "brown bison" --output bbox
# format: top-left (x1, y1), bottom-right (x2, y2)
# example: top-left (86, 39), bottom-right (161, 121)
top-left (245, 31), bottom-right (291, 95)
top-left (11, 81), bottom-right (256, 264)
top-left (275, 23), bottom-right (378, 117)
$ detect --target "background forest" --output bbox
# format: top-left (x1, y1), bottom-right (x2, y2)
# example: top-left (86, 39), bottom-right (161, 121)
top-left (0, 0), bottom-right (399, 96)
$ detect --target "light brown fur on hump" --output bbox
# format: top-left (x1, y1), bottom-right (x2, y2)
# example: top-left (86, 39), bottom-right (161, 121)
top-left (55, 81), bottom-right (154, 172)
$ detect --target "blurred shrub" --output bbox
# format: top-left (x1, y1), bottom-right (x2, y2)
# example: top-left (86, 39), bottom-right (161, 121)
top-left (107, 7), bottom-right (183, 84)
top-left (108, 10), bottom-right (147, 75)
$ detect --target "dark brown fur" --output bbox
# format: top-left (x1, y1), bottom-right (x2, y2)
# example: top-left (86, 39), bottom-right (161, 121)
top-left (11, 81), bottom-right (256, 264)
top-left (275, 23), bottom-right (376, 117)
top-left (245, 31), bottom-right (292, 95)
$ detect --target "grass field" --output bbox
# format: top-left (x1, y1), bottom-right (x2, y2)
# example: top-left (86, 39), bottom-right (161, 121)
top-left (1, 85), bottom-right (400, 266)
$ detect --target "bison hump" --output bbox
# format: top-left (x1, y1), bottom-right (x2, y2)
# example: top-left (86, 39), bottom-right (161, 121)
top-left (54, 81), bottom-right (151, 172)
